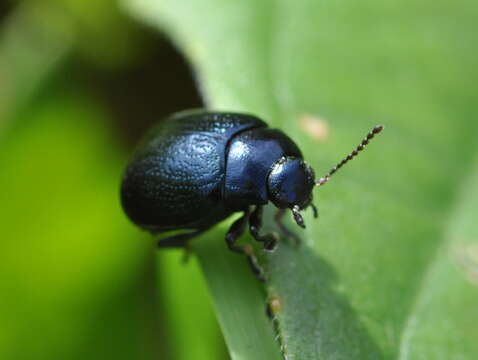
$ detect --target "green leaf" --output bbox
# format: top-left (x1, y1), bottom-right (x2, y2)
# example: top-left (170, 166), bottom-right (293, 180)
top-left (194, 226), bottom-right (282, 360)
top-left (397, 160), bottom-right (478, 359)
top-left (125, 0), bottom-right (478, 358)
top-left (0, 3), bottom-right (72, 134)
top-left (0, 88), bottom-right (159, 360)
top-left (156, 250), bottom-right (227, 360)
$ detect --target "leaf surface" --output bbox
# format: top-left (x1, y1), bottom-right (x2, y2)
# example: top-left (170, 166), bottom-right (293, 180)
top-left (126, 0), bottom-right (478, 358)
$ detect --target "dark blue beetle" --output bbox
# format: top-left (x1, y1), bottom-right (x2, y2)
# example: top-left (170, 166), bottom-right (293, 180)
top-left (121, 110), bottom-right (383, 280)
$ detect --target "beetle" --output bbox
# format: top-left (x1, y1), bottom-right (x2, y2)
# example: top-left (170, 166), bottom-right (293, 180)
top-left (120, 110), bottom-right (383, 280)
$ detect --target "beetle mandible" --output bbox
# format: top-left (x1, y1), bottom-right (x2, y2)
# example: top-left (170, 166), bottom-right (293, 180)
top-left (120, 110), bottom-right (383, 280)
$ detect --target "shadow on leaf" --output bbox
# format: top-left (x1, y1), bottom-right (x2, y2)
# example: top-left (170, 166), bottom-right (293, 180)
top-left (266, 242), bottom-right (382, 359)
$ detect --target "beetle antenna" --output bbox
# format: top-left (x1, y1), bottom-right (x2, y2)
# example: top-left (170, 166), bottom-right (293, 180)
top-left (316, 125), bottom-right (384, 187)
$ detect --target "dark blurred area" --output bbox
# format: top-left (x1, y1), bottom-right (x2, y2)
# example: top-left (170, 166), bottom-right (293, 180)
top-left (77, 34), bottom-right (203, 146)
top-left (0, 1), bottom-right (226, 359)
top-left (0, 1), bottom-right (14, 20)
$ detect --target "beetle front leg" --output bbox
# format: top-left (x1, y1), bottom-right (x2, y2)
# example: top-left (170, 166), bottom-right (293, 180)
top-left (225, 209), bottom-right (266, 282)
top-left (249, 206), bottom-right (278, 251)
top-left (274, 208), bottom-right (301, 247)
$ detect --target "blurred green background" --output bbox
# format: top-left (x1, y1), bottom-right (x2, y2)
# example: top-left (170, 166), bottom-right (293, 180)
top-left (1, 0), bottom-right (477, 359)
top-left (0, 1), bottom-right (227, 359)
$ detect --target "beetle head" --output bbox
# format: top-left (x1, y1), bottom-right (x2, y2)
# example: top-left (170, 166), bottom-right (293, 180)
top-left (268, 125), bottom-right (384, 229)
top-left (267, 156), bottom-right (315, 218)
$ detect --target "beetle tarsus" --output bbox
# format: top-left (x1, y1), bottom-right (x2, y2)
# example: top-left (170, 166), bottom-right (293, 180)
top-left (225, 209), bottom-right (266, 281)
top-left (181, 243), bottom-right (193, 264)
top-left (311, 203), bottom-right (319, 219)
top-left (274, 208), bottom-right (301, 247)
top-left (249, 205), bottom-right (279, 251)
top-left (246, 253), bottom-right (267, 282)
top-left (264, 236), bottom-right (278, 251)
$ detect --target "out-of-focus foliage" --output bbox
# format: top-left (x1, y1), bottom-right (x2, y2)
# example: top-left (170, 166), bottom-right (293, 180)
top-left (127, 0), bottom-right (478, 359)
top-left (0, 2), bottom-right (72, 134)
top-left (0, 2), bottom-right (225, 360)
top-left (0, 85), bottom-right (157, 359)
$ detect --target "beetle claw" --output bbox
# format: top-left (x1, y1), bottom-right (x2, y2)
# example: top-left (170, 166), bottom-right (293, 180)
top-left (311, 203), bottom-right (318, 219)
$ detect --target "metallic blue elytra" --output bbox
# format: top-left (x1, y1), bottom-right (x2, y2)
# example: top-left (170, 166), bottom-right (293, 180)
top-left (120, 109), bottom-right (383, 280)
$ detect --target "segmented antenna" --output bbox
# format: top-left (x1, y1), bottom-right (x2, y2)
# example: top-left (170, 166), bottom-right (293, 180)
top-left (316, 125), bottom-right (384, 187)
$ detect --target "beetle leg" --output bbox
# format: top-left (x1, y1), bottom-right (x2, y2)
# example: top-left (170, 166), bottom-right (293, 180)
top-left (158, 229), bottom-right (209, 263)
top-left (249, 206), bottom-right (278, 251)
top-left (226, 210), bottom-right (266, 282)
top-left (274, 208), bottom-right (301, 247)
top-left (311, 203), bottom-right (319, 219)
top-left (157, 229), bottom-right (206, 248)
